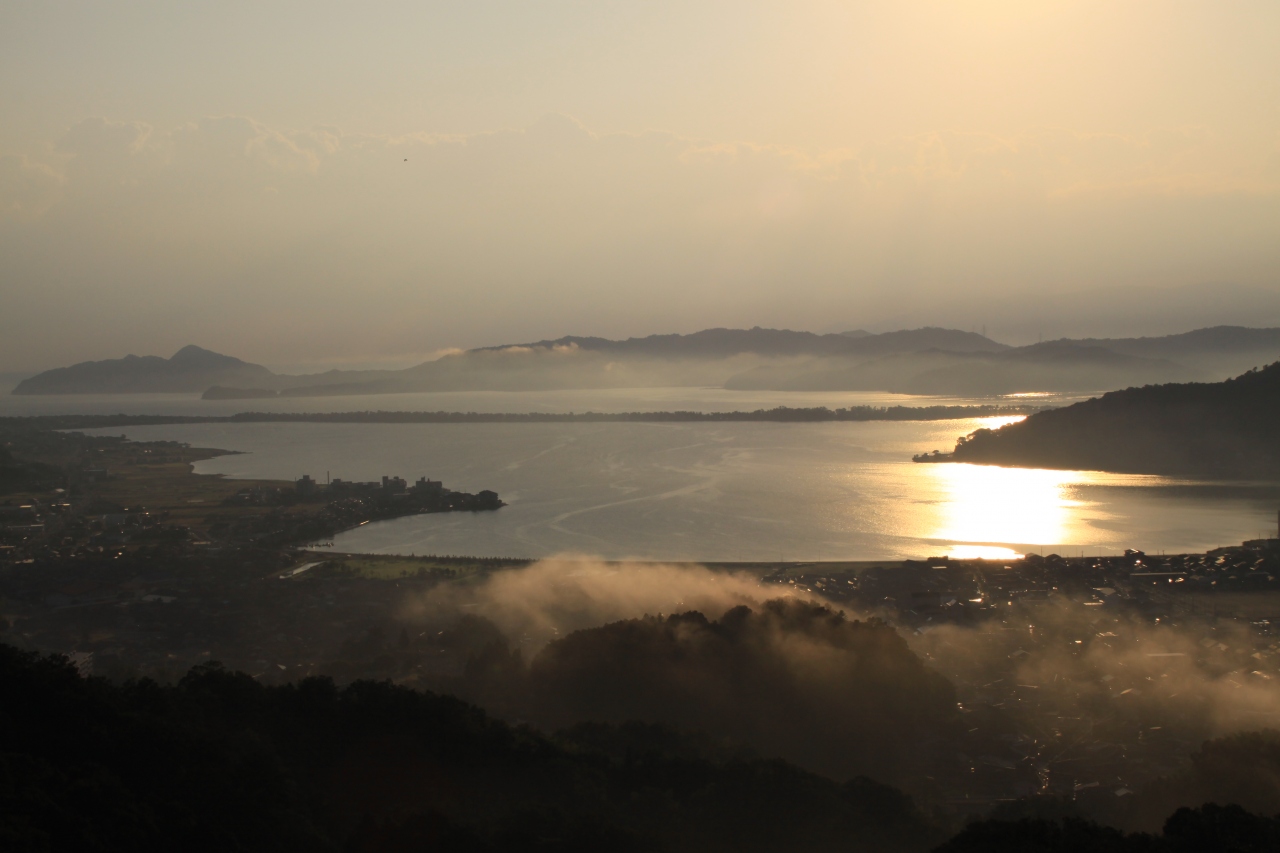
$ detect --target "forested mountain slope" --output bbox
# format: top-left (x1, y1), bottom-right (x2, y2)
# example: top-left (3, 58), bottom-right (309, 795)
top-left (948, 363), bottom-right (1280, 478)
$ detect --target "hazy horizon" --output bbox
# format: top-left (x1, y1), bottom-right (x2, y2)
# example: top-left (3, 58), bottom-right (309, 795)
top-left (3, 2), bottom-right (1279, 373)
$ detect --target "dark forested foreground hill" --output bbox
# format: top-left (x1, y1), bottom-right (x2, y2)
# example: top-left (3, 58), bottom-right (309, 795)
top-left (935, 806), bottom-right (1280, 853)
top-left (460, 602), bottom-right (959, 786)
top-left (0, 641), bottom-right (947, 853)
top-left (946, 363), bottom-right (1280, 479)
top-left (8, 644), bottom-right (1280, 853)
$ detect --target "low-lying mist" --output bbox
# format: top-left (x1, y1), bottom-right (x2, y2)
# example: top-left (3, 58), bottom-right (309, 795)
top-left (401, 556), bottom-right (805, 649)
top-left (379, 556), bottom-right (1280, 824)
top-left (398, 557), bottom-right (957, 784)
top-left (915, 599), bottom-right (1280, 739)
top-left (724, 350), bottom-right (1199, 396)
top-left (910, 597), bottom-right (1280, 823)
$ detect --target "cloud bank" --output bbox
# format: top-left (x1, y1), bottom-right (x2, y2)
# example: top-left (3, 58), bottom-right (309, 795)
top-left (403, 555), bottom-right (807, 649)
top-left (2, 114), bottom-right (1279, 369)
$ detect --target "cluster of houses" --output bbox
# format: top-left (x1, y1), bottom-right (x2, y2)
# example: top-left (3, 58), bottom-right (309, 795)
top-left (295, 474), bottom-right (447, 498)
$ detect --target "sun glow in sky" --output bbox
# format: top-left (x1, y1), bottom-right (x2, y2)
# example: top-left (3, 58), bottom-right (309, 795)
top-left (2, 2), bottom-right (1279, 370)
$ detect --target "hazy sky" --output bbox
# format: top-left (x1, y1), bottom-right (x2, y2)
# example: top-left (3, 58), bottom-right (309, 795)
top-left (2, 1), bottom-right (1279, 371)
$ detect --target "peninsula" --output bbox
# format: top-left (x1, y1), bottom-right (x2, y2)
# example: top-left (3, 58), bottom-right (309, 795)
top-left (0, 421), bottom-right (503, 559)
top-left (919, 362), bottom-right (1280, 479)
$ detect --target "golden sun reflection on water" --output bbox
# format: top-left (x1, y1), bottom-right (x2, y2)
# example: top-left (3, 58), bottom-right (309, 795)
top-left (928, 463), bottom-right (1092, 555)
top-left (948, 544), bottom-right (1025, 560)
top-left (977, 415), bottom-right (1027, 430)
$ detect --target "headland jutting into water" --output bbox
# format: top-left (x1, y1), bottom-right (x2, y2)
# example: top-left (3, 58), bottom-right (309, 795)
top-left (8, 411), bottom-right (1280, 842)
top-left (914, 362), bottom-right (1280, 479)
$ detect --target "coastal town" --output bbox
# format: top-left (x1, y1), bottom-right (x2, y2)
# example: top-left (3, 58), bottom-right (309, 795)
top-left (5, 421), bottom-right (1280, 816)
top-left (765, 536), bottom-right (1280, 812)
top-left (0, 423), bottom-right (508, 679)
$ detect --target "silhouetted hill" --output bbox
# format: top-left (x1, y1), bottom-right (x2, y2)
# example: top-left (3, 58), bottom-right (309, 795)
top-left (895, 342), bottom-right (1191, 395)
top-left (726, 342), bottom-right (1191, 395)
top-left (725, 326), bottom-right (1280, 395)
top-left (20, 326), bottom-right (1280, 398)
top-left (8, 328), bottom-right (1007, 396)
top-left (936, 805), bottom-right (1280, 853)
top-left (1067, 326), bottom-right (1280, 361)
top-left (237, 327), bottom-right (1014, 397)
top-left (13, 345), bottom-right (274, 394)
top-left (494, 326), bottom-right (1007, 359)
top-left (465, 600), bottom-right (960, 786)
top-left (8, 637), bottom-right (1280, 852)
top-left (946, 363), bottom-right (1280, 478)
top-left (0, 643), bottom-right (947, 853)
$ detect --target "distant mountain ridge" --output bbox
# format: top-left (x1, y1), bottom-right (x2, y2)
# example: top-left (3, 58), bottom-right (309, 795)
top-left (724, 341), bottom-right (1190, 395)
top-left (1071, 326), bottom-right (1280, 357)
top-left (945, 362), bottom-right (1280, 478)
top-left (487, 326), bottom-right (1007, 359)
top-left (11, 327), bottom-right (1012, 396)
top-left (12, 346), bottom-right (274, 395)
top-left (13, 325), bottom-right (1280, 398)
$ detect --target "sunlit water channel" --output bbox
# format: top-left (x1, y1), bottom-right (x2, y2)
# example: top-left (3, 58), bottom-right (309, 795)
top-left (87, 416), bottom-right (1280, 562)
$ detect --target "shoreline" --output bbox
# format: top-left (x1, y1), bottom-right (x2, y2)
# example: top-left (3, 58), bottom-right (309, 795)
top-left (1, 403), bottom-right (1041, 432)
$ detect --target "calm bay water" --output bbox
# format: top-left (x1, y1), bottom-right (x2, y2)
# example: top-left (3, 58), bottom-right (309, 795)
top-left (0, 387), bottom-right (1049, 417)
top-left (89, 413), bottom-right (1279, 562)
